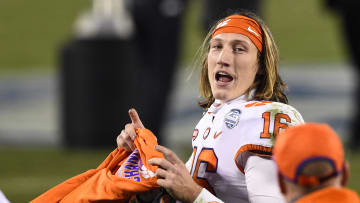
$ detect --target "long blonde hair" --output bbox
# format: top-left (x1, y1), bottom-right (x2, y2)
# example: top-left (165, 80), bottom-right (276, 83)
top-left (198, 11), bottom-right (288, 109)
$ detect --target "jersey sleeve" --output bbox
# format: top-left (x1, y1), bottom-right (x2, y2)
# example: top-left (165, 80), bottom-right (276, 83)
top-left (245, 155), bottom-right (285, 203)
top-left (0, 190), bottom-right (10, 203)
top-left (231, 102), bottom-right (304, 173)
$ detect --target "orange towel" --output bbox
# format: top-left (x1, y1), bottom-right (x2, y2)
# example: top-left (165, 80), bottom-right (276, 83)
top-left (31, 128), bottom-right (163, 203)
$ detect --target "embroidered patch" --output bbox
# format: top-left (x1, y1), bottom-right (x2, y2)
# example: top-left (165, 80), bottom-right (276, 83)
top-left (224, 109), bottom-right (241, 129)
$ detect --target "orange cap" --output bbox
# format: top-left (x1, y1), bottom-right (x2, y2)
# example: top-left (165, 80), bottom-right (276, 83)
top-left (273, 123), bottom-right (344, 186)
top-left (212, 15), bottom-right (263, 52)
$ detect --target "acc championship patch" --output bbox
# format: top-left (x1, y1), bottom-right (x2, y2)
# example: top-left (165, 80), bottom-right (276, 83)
top-left (224, 109), bottom-right (241, 129)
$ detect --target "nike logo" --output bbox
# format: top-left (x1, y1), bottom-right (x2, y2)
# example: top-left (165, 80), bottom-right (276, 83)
top-left (248, 26), bottom-right (259, 37)
top-left (214, 131), bottom-right (222, 139)
top-left (216, 19), bottom-right (231, 29)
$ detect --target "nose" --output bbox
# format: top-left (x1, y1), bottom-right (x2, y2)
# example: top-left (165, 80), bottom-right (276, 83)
top-left (217, 46), bottom-right (232, 67)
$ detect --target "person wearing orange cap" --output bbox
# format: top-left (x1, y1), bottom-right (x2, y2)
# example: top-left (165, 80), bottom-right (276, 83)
top-left (118, 11), bottom-right (304, 203)
top-left (273, 123), bottom-right (359, 203)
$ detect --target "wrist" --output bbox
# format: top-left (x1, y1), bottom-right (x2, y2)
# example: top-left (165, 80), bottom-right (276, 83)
top-left (189, 185), bottom-right (203, 203)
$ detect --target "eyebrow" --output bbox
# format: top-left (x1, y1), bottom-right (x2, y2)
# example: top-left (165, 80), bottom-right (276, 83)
top-left (231, 39), bottom-right (249, 47)
top-left (210, 38), bottom-right (249, 47)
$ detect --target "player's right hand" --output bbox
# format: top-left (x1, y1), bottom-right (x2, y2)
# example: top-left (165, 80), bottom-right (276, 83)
top-left (116, 108), bottom-right (144, 151)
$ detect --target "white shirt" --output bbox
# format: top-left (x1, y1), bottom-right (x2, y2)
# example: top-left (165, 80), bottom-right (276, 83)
top-left (185, 94), bottom-right (304, 202)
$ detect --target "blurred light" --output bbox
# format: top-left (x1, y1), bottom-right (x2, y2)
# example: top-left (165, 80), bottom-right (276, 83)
top-left (74, 0), bottom-right (135, 39)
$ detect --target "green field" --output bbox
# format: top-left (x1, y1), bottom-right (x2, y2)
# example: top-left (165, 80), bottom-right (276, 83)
top-left (0, 0), bottom-right (346, 73)
top-left (0, 148), bottom-right (109, 202)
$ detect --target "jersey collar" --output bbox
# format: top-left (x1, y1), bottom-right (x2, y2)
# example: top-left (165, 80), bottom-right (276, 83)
top-left (208, 89), bottom-right (255, 114)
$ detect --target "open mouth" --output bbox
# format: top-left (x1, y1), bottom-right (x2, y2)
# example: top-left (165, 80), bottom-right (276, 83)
top-left (215, 71), bottom-right (233, 83)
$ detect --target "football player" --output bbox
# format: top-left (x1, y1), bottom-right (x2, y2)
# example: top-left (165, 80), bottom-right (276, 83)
top-left (118, 11), bottom-right (304, 203)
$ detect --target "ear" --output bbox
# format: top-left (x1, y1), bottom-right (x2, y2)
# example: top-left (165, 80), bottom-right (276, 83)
top-left (341, 161), bottom-right (349, 186)
top-left (278, 172), bottom-right (287, 195)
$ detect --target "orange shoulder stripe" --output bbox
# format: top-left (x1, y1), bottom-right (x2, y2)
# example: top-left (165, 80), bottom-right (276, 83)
top-left (234, 144), bottom-right (273, 174)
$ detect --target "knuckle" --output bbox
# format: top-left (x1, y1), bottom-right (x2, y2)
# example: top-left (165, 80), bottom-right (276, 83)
top-left (121, 132), bottom-right (128, 139)
top-left (155, 169), bottom-right (162, 177)
top-left (126, 134), bottom-right (133, 142)
top-left (117, 137), bottom-right (123, 144)
top-left (158, 159), bottom-right (166, 165)
top-left (163, 149), bottom-right (173, 157)
top-left (169, 173), bottom-right (176, 180)
top-left (117, 136), bottom-right (124, 144)
top-left (124, 138), bottom-right (132, 145)
top-left (125, 123), bottom-right (131, 129)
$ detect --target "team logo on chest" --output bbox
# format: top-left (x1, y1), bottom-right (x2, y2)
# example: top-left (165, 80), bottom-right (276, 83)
top-left (224, 109), bottom-right (241, 129)
top-left (203, 127), bottom-right (211, 140)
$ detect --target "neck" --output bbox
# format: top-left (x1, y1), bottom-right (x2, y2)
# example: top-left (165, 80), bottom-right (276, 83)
top-left (217, 89), bottom-right (255, 104)
top-left (285, 179), bottom-right (341, 202)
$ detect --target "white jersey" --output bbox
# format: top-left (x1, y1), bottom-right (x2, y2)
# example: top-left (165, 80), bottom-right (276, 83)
top-left (186, 95), bottom-right (304, 202)
top-left (0, 190), bottom-right (9, 203)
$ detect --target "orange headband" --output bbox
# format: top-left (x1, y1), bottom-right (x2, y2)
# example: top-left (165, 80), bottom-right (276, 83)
top-left (212, 15), bottom-right (263, 52)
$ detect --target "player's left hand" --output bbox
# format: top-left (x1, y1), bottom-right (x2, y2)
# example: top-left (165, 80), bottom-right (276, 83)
top-left (148, 145), bottom-right (203, 203)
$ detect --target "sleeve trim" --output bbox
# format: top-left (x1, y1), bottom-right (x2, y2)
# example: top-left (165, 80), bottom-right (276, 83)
top-left (234, 144), bottom-right (273, 174)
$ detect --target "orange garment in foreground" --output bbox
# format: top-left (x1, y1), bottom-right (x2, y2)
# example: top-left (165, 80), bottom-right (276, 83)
top-left (31, 128), bottom-right (163, 203)
top-left (296, 187), bottom-right (359, 203)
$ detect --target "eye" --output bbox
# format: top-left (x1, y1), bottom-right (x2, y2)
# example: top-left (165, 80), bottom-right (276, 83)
top-left (234, 47), bottom-right (245, 53)
top-left (210, 41), bottom-right (223, 51)
top-left (211, 44), bottom-right (222, 50)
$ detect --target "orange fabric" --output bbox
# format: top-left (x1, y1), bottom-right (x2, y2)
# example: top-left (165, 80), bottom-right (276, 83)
top-left (295, 187), bottom-right (359, 203)
top-left (31, 128), bottom-right (163, 203)
top-left (212, 15), bottom-right (263, 52)
top-left (273, 123), bottom-right (344, 186)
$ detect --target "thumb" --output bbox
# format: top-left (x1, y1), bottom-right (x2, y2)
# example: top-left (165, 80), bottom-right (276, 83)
top-left (129, 108), bottom-right (144, 129)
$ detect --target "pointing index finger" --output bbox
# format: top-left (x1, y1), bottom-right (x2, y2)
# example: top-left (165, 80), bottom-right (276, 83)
top-left (129, 108), bottom-right (144, 129)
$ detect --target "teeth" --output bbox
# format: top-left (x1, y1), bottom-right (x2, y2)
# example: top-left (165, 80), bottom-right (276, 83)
top-left (217, 71), bottom-right (228, 76)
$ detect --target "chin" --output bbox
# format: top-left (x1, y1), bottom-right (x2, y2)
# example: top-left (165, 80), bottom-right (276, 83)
top-left (213, 91), bottom-right (230, 102)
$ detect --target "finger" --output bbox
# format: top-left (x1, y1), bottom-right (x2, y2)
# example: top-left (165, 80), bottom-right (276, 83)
top-left (125, 123), bottom-right (137, 140)
top-left (155, 145), bottom-right (182, 164)
top-left (155, 168), bottom-right (168, 179)
top-left (156, 179), bottom-right (170, 189)
top-left (123, 134), bottom-right (135, 151)
top-left (129, 108), bottom-right (144, 129)
top-left (123, 124), bottom-right (136, 149)
top-left (149, 158), bottom-right (174, 171)
top-left (117, 133), bottom-right (131, 151)
top-left (121, 130), bottom-right (135, 151)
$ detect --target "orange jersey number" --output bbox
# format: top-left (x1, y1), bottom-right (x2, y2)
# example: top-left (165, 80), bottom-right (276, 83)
top-left (191, 148), bottom-right (218, 195)
top-left (260, 112), bottom-right (291, 139)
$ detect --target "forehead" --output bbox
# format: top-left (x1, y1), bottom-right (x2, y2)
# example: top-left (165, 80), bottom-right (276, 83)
top-left (211, 33), bottom-right (253, 45)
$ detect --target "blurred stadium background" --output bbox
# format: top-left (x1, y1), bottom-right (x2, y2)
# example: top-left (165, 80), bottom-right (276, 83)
top-left (0, 0), bottom-right (359, 202)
